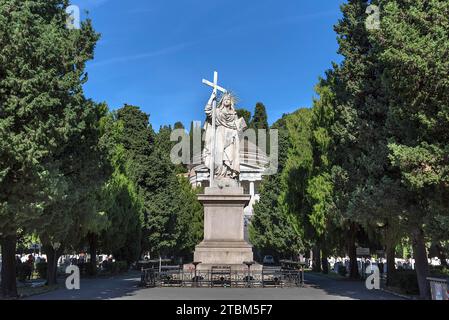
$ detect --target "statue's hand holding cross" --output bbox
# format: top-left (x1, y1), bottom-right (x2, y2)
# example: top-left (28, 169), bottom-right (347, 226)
top-left (202, 71), bottom-right (228, 186)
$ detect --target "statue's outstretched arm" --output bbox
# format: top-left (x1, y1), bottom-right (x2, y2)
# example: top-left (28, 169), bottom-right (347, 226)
top-left (204, 91), bottom-right (217, 119)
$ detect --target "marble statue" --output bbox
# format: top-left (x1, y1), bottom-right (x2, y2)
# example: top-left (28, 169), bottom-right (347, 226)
top-left (192, 71), bottom-right (257, 271)
top-left (202, 72), bottom-right (246, 185)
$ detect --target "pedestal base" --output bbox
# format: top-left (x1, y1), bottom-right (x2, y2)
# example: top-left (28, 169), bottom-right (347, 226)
top-left (193, 186), bottom-right (256, 269)
top-left (194, 241), bottom-right (254, 267)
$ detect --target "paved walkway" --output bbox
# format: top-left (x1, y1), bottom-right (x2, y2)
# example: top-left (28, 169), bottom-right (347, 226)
top-left (26, 271), bottom-right (403, 300)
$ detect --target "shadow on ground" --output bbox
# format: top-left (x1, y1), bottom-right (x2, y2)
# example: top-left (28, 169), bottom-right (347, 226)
top-left (26, 271), bottom-right (403, 300)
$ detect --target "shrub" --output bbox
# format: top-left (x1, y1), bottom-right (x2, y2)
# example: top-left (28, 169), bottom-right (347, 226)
top-left (117, 261), bottom-right (129, 273)
top-left (86, 262), bottom-right (98, 276)
top-left (338, 266), bottom-right (348, 277)
top-left (110, 261), bottom-right (128, 274)
top-left (35, 262), bottom-right (48, 279)
top-left (389, 270), bottom-right (419, 295)
top-left (77, 262), bottom-right (88, 276)
top-left (16, 263), bottom-right (29, 281)
top-left (430, 266), bottom-right (449, 278)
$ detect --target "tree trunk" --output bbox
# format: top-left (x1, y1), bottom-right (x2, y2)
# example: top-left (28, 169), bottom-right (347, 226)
top-left (348, 222), bottom-right (359, 279)
top-left (386, 243), bottom-right (397, 287)
top-left (321, 244), bottom-right (329, 274)
top-left (45, 245), bottom-right (57, 286)
top-left (88, 233), bottom-right (98, 276)
top-left (0, 234), bottom-right (18, 298)
top-left (412, 227), bottom-right (430, 300)
top-left (44, 245), bottom-right (63, 286)
top-left (312, 244), bottom-right (321, 272)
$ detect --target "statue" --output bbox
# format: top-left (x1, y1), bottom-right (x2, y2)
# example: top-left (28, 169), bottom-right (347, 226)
top-left (192, 72), bottom-right (256, 270)
top-left (202, 72), bottom-right (246, 186)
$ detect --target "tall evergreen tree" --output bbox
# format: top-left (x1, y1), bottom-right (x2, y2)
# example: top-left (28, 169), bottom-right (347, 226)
top-left (250, 113), bottom-right (304, 258)
top-left (325, 0), bottom-right (384, 279)
top-left (36, 101), bottom-right (111, 285)
top-left (377, 0), bottom-right (449, 298)
top-left (250, 103), bottom-right (269, 130)
top-left (97, 112), bottom-right (144, 266)
top-left (116, 105), bottom-right (201, 258)
top-left (0, 0), bottom-right (99, 297)
top-left (173, 121), bottom-right (185, 130)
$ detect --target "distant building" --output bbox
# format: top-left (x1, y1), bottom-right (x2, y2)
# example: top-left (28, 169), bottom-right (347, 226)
top-left (189, 140), bottom-right (269, 241)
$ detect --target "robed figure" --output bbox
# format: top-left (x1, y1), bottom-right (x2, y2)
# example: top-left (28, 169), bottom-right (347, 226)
top-left (203, 91), bottom-right (246, 181)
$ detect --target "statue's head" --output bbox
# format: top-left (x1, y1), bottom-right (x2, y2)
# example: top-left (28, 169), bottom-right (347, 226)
top-left (219, 92), bottom-right (237, 109)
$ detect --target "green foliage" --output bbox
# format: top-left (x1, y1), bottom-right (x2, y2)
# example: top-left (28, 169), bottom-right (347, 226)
top-left (250, 102), bottom-right (269, 130)
top-left (280, 109), bottom-right (313, 240)
top-left (389, 270), bottom-right (420, 295)
top-left (305, 0), bottom-right (449, 293)
top-left (98, 111), bottom-right (144, 264)
top-left (250, 113), bottom-right (304, 257)
top-left (430, 266), bottom-right (449, 278)
top-left (101, 171), bottom-right (143, 263)
top-left (250, 175), bottom-right (303, 256)
top-left (101, 260), bottom-right (128, 275)
top-left (236, 108), bottom-right (251, 126)
top-left (174, 177), bottom-right (203, 258)
top-left (112, 261), bottom-right (129, 274)
top-left (306, 173), bottom-right (333, 235)
top-left (0, 0), bottom-right (101, 239)
top-left (35, 262), bottom-right (48, 279)
top-left (378, 0), bottom-right (449, 228)
top-left (115, 105), bottom-right (202, 258)
top-left (116, 105), bottom-right (154, 188)
top-left (174, 122), bottom-right (185, 130)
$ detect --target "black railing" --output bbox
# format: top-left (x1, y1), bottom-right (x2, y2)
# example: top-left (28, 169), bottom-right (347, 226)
top-left (140, 266), bottom-right (305, 288)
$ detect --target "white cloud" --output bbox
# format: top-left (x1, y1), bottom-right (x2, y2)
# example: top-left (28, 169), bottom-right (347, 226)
top-left (89, 41), bottom-right (197, 68)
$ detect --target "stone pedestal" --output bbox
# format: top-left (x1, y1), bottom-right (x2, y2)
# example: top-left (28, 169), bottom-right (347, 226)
top-left (193, 186), bottom-right (256, 270)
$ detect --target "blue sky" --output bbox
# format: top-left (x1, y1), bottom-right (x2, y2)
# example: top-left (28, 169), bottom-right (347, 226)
top-left (76, 0), bottom-right (345, 130)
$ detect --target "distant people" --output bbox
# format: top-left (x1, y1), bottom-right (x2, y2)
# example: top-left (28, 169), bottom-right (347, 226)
top-left (79, 252), bottom-right (85, 264)
top-left (101, 258), bottom-right (108, 270)
top-left (365, 258), bottom-right (371, 271)
top-left (25, 255), bottom-right (34, 280)
top-left (378, 260), bottom-right (384, 275)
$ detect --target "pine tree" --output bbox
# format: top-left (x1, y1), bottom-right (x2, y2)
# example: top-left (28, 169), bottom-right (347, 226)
top-left (236, 108), bottom-right (251, 126)
top-left (250, 103), bottom-right (269, 129)
top-left (250, 113), bottom-right (304, 258)
top-left (0, 0), bottom-right (100, 297)
top-left (377, 0), bottom-right (449, 298)
top-left (97, 112), bottom-right (144, 267)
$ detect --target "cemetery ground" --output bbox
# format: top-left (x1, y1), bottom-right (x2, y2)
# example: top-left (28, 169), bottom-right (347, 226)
top-left (25, 270), bottom-right (403, 300)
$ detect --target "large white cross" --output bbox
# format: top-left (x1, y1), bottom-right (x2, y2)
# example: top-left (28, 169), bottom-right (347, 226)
top-left (202, 71), bottom-right (228, 186)
top-left (202, 71), bottom-right (228, 95)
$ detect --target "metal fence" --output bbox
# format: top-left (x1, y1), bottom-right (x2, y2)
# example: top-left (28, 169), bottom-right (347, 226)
top-left (140, 266), bottom-right (304, 288)
top-left (427, 277), bottom-right (449, 300)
